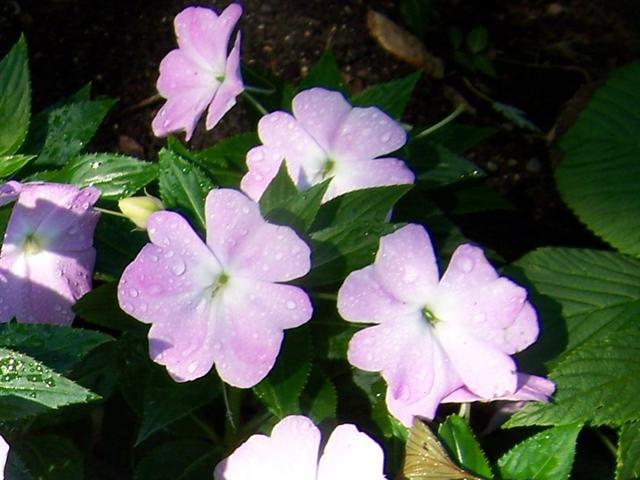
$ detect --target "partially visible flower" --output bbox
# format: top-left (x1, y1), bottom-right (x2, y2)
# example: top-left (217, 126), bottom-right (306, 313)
top-left (241, 87), bottom-right (414, 203)
top-left (442, 372), bottom-right (555, 404)
top-left (118, 193), bottom-right (164, 229)
top-left (214, 415), bottom-right (386, 480)
top-left (0, 434), bottom-right (7, 480)
top-left (118, 189), bottom-right (312, 387)
top-left (152, 4), bottom-right (244, 140)
top-left (0, 182), bottom-right (100, 325)
top-left (337, 224), bottom-right (552, 426)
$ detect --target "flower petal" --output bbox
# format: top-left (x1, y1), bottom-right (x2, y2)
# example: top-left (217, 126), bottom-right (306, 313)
top-left (317, 424), bottom-right (386, 480)
top-left (205, 33), bottom-right (244, 130)
top-left (442, 373), bottom-right (555, 403)
top-left (503, 301), bottom-right (539, 354)
top-left (332, 106), bottom-right (406, 162)
top-left (373, 224), bottom-right (440, 305)
top-left (152, 89), bottom-right (214, 140)
top-left (326, 157), bottom-right (414, 202)
top-left (0, 181), bottom-right (22, 206)
top-left (0, 434), bottom-right (7, 480)
top-left (292, 88), bottom-right (351, 151)
top-left (240, 146), bottom-right (290, 202)
top-left (438, 244), bottom-right (499, 293)
top-left (212, 279), bottom-right (312, 387)
top-left (156, 49), bottom-right (215, 98)
top-left (338, 265), bottom-right (416, 323)
top-left (214, 415), bottom-right (319, 480)
top-left (174, 4), bottom-right (242, 71)
top-left (436, 324), bottom-right (518, 399)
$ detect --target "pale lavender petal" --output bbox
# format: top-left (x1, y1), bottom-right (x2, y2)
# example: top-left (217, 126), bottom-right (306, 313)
top-left (174, 5), bottom-right (242, 71)
top-left (331, 106), bottom-right (406, 162)
top-left (438, 244), bottom-right (499, 293)
top-left (373, 224), bottom-right (440, 305)
top-left (503, 302), bottom-right (539, 354)
top-left (206, 33), bottom-right (244, 130)
top-left (152, 89), bottom-right (214, 140)
top-left (436, 324), bottom-right (518, 399)
top-left (325, 157), bottom-right (414, 202)
top-left (317, 424), bottom-right (386, 480)
top-left (240, 146), bottom-right (290, 202)
top-left (257, 111), bottom-right (327, 177)
top-left (0, 434), bottom-right (7, 480)
top-left (214, 415), bottom-right (319, 480)
top-left (292, 88), bottom-right (351, 151)
top-left (442, 373), bottom-right (555, 403)
top-left (338, 265), bottom-right (416, 324)
top-left (212, 278), bottom-right (312, 387)
top-left (156, 49), bottom-right (214, 98)
top-left (0, 181), bottom-right (22, 206)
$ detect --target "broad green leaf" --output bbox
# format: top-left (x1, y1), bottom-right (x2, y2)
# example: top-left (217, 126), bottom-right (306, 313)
top-left (0, 323), bottom-right (112, 372)
top-left (505, 248), bottom-right (640, 372)
top-left (259, 162), bottom-right (299, 213)
top-left (617, 422), bottom-right (640, 480)
top-left (134, 440), bottom-right (216, 480)
top-left (438, 415), bottom-right (493, 479)
top-left (0, 35), bottom-right (30, 156)
top-left (556, 62), bottom-right (640, 257)
top-left (29, 153), bottom-right (158, 200)
top-left (0, 348), bottom-right (98, 410)
top-left (94, 215), bottom-right (148, 278)
top-left (497, 424), bottom-right (581, 480)
top-left (399, 0), bottom-right (433, 38)
top-left (74, 283), bottom-right (144, 332)
top-left (158, 148), bottom-right (214, 232)
top-left (509, 321), bottom-right (640, 427)
top-left (195, 132), bottom-right (259, 171)
top-left (136, 368), bottom-right (221, 444)
top-left (0, 154), bottom-right (34, 178)
top-left (467, 27), bottom-right (489, 54)
top-left (28, 99), bottom-right (115, 166)
top-left (254, 327), bottom-right (311, 418)
top-left (298, 50), bottom-right (346, 94)
top-left (306, 221), bottom-right (401, 286)
top-left (17, 435), bottom-right (83, 480)
top-left (312, 185), bottom-right (412, 231)
top-left (301, 369), bottom-right (337, 424)
top-left (351, 71), bottom-right (422, 118)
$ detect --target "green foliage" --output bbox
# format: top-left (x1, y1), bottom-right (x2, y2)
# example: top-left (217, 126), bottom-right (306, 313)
top-left (556, 62), bottom-right (640, 257)
top-left (93, 214), bottom-right (148, 278)
top-left (134, 439), bottom-right (217, 480)
top-left (497, 424), bottom-right (582, 480)
top-left (300, 369), bottom-right (337, 424)
top-left (29, 153), bottom-right (158, 200)
top-left (617, 422), bottom-right (640, 480)
top-left (253, 327), bottom-right (311, 418)
top-left (0, 348), bottom-right (98, 414)
top-left (399, 0), bottom-right (433, 38)
top-left (0, 35), bottom-right (30, 156)
top-left (158, 148), bottom-right (214, 232)
top-left (17, 435), bottom-right (84, 480)
top-left (298, 50), bottom-right (346, 95)
top-left (194, 132), bottom-right (259, 187)
top-left (351, 71), bottom-right (422, 119)
top-left (0, 154), bottom-right (35, 178)
top-left (438, 415), bottom-right (493, 479)
top-left (73, 283), bottom-right (144, 332)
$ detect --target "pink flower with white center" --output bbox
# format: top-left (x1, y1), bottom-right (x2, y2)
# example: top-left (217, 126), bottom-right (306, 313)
top-left (0, 182), bottom-right (100, 325)
top-left (152, 4), bottom-right (244, 141)
top-left (337, 224), bottom-right (553, 426)
top-left (117, 189), bottom-right (313, 387)
top-left (214, 415), bottom-right (386, 480)
top-left (240, 87), bottom-right (414, 203)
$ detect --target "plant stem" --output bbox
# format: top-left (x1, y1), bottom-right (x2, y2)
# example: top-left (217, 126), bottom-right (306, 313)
top-left (242, 91), bottom-right (269, 116)
top-left (94, 207), bottom-right (129, 219)
top-left (458, 402), bottom-right (471, 421)
top-left (595, 428), bottom-right (617, 458)
top-left (414, 104), bottom-right (466, 139)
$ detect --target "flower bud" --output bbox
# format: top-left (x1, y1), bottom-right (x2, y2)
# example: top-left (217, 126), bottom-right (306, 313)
top-left (118, 194), bottom-right (164, 229)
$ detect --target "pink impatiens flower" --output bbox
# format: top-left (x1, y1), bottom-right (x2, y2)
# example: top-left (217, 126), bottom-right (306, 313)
top-left (214, 415), bottom-right (386, 480)
top-left (240, 87), bottom-right (414, 203)
top-left (0, 182), bottom-right (100, 325)
top-left (337, 224), bottom-right (554, 426)
top-left (117, 189), bottom-right (312, 388)
top-left (152, 4), bottom-right (244, 140)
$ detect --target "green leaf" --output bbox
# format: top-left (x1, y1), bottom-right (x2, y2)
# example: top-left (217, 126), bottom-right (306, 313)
top-left (134, 440), bottom-right (216, 480)
top-left (195, 132), bottom-right (259, 178)
top-left (0, 154), bottom-right (35, 178)
top-left (254, 327), bottom-right (312, 418)
top-left (0, 35), bottom-right (30, 156)
top-left (136, 368), bottom-right (221, 444)
top-left (298, 50), bottom-right (346, 94)
top-left (306, 222), bottom-right (401, 286)
top-left (556, 62), bottom-right (640, 257)
top-left (28, 99), bottom-right (115, 166)
top-left (29, 153), bottom-right (158, 200)
top-left (73, 282), bottom-right (144, 332)
top-left (351, 71), bottom-right (422, 118)
top-left (438, 415), bottom-right (493, 479)
top-left (17, 435), bottom-right (83, 480)
top-left (399, 0), bottom-right (433, 38)
top-left (617, 422), bottom-right (640, 480)
top-left (0, 323), bottom-right (112, 372)
top-left (497, 424), bottom-right (582, 480)
top-left (259, 162), bottom-right (299, 213)
top-left (300, 369), bottom-right (337, 424)
top-left (94, 215), bottom-right (148, 278)
top-left (158, 148), bottom-right (214, 232)
top-left (467, 27), bottom-right (489, 54)
top-left (0, 348), bottom-right (98, 410)
top-left (312, 185), bottom-right (412, 230)
top-left (493, 101), bottom-right (540, 131)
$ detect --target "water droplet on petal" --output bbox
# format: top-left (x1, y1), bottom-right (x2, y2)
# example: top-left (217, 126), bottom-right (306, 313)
top-left (187, 361), bottom-right (199, 374)
top-left (458, 256), bottom-right (474, 273)
top-left (129, 288), bottom-right (139, 298)
top-left (172, 259), bottom-right (186, 276)
top-left (381, 132), bottom-right (392, 143)
top-left (286, 300), bottom-right (296, 310)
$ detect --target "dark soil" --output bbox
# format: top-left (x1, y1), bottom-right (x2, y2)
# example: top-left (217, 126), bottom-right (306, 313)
top-left (1, 0), bottom-right (639, 259)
